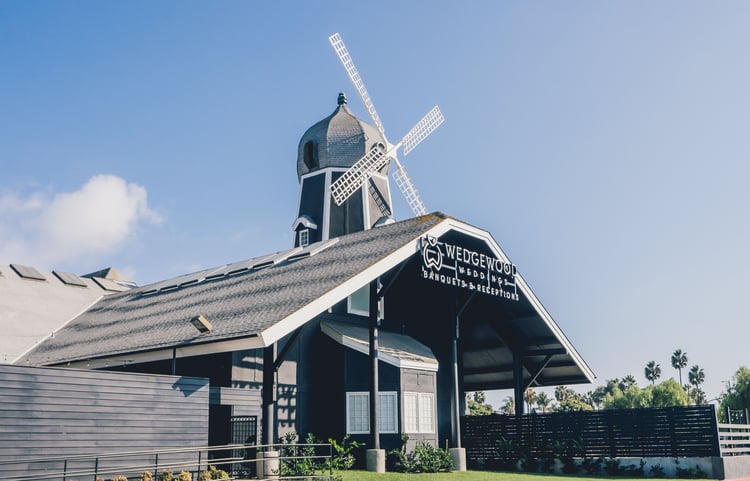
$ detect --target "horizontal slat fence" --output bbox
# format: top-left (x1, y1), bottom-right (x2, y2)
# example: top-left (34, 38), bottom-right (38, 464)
top-left (718, 423), bottom-right (750, 456)
top-left (462, 405), bottom-right (720, 469)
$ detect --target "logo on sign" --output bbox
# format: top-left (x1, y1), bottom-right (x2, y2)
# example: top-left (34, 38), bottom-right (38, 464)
top-left (419, 235), bottom-right (519, 301)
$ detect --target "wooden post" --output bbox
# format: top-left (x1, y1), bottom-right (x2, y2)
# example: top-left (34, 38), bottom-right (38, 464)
top-left (262, 343), bottom-right (277, 446)
top-left (369, 280), bottom-right (380, 450)
top-left (450, 301), bottom-right (462, 448)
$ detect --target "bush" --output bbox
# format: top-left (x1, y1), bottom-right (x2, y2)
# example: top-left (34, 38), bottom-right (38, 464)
top-left (387, 435), bottom-right (453, 473)
top-left (140, 472), bottom-right (153, 481)
top-left (176, 472), bottom-right (191, 481)
top-left (327, 434), bottom-right (361, 470)
top-left (111, 476), bottom-right (128, 481)
top-left (199, 465), bottom-right (229, 481)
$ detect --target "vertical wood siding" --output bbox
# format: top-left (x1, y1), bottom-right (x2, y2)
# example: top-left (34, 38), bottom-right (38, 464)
top-left (0, 364), bottom-right (209, 474)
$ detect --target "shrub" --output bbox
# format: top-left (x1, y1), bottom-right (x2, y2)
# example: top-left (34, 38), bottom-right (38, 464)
top-left (387, 436), bottom-right (453, 473)
top-left (675, 460), bottom-right (708, 479)
top-left (111, 476), bottom-right (128, 481)
top-left (650, 464), bottom-right (666, 478)
top-left (157, 471), bottom-right (172, 481)
top-left (140, 472), bottom-right (153, 481)
top-left (199, 465), bottom-right (229, 481)
top-left (176, 472), bottom-right (191, 481)
top-left (327, 434), bottom-right (361, 470)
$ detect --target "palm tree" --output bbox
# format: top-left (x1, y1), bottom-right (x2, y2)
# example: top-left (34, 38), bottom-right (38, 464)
top-left (621, 375), bottom-right (637, 390)
top-left (500, 396), bottom-right (515, 415)
top-left (524, 387), bottom-right (538, 413)
top-left (645, 360), bottom-right (661, 385)
top-left (536, 392), bottom-right (551, 413)
top-left (689, 364), bottom-right (705, 389)
top-left (671, 349), bottom-right (688, 388)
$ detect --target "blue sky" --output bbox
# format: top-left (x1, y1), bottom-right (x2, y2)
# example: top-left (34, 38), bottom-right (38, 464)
top-left (1, 1), bottom-right (748, 407)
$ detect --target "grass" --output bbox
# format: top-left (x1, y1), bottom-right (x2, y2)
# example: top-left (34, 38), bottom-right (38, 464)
top-left (337, 471), bottom-right (657, 481)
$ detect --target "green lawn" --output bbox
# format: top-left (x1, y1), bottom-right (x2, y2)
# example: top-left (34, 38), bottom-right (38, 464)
top-left (337, 471), bottom-right (659, 481)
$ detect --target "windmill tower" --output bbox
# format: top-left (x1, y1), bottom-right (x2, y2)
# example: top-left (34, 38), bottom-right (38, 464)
top-left (292, 33), bottom-right (444, 247)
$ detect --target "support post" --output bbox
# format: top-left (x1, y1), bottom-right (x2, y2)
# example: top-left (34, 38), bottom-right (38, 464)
top-left (367, 279), bottom-right (385, 472)
top-left (513, 350), bottom-right (525, 417)
top-left (262, 343), bottom-right (277, 447)
top-left (450, 303), bottom-right (461, 448)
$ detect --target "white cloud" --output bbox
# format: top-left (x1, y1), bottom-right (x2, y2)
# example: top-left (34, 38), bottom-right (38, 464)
top-left (0, 175), bottom-right (163, 269)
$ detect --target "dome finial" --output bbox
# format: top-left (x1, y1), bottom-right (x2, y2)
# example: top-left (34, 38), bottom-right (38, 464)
top-left (337, 92), bottom-right (347, 105)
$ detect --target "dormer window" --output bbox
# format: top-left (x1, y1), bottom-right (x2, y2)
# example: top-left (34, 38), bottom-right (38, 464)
top-left (298, 229), bottom-right (310, 247)
top-left (303, 141), bottom-right (318, 170)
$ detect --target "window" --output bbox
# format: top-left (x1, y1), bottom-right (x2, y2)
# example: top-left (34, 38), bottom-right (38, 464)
top-left (303, 141), bottom-right (318, 170)
top-left (347, 285), bottom-right (384, 318)
top-left (346, 392), bottom-right (369, 434)
top-left (346, 392), bottom-right (398, 434)
top-left (298, 229), bottom-right (310, 247)
top-left (347, 285), bottom-right (369, 316)
top-left (403, 392), bottom-right (435, 433)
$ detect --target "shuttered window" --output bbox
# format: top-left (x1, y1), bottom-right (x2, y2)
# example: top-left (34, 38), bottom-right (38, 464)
top-left (403, 392), bottom-right (435, 433)
top-left (346, 392), bottom-right (398, 434)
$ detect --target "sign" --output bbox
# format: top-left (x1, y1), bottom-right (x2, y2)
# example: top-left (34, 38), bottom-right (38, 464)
top-left (419, 235), bottom-right (519, 301)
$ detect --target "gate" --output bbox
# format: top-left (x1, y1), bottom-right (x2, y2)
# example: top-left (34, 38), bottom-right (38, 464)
top-left (230, 416), bottom-right (258, 477)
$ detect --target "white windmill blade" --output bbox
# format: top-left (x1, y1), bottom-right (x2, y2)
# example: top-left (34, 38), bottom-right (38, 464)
top-left (330, 145), bottom-right (389, 206)
top-left (401, 106), bottom-right (445, 156)
top-left (329, 33), bottom-right (386, 137)
top-left (392, 161), bottom-right (428, 216)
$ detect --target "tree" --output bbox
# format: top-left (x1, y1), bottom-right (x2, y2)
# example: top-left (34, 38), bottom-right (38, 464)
top-left (645, 360), bottom-right (661, 385)
top-left (671, 349), bottom-right (688, 388)
top-left (650, 379), bottom-right (689, 408)
top-left (536, 392), bottom-right (551, 413)
top-left (466, 391), bottom-right (494, 415)
top-left (621, 375), bottom-right (638, 390)
top-left (553, 385), bottom-right (592, 412)
top-left (720, 366), bottom-right (750, 423)
top-left (524, 387), bottom-right (537, 413)
top-left (603, 379), bottom-right (688, 409)
top-left (500, 396), bottom-right (515, 415)
top-left (688, 365), bottom-right (705, 390)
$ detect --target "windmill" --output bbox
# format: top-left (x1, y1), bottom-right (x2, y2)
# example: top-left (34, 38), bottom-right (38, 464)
top-left (328, 32), bottom-right (444, 217)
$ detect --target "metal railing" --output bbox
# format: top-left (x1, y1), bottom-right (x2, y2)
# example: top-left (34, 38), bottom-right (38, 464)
top-left (0, 443), bottom-right (334, 481)
top-left (718, 423), bottom-right (750, 456)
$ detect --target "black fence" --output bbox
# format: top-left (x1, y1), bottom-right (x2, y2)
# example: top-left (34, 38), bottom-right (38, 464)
top-left (462, 405), bottom-right (720, 468)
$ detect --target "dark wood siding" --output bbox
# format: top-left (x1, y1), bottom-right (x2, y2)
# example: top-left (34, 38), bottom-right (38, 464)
top-left (0, 364), bottom-right (209, 473)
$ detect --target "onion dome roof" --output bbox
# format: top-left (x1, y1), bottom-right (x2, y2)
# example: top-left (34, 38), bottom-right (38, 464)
top-left (297, 93), bottom-right (386, 180)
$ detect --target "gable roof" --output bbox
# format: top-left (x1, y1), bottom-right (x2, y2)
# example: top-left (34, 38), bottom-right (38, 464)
top-left (20, 212), bottom-right (594, 389)
top-left (22, 214), bottom-right (444, 366)
top-left (0, 264), bottom-right (129, 364)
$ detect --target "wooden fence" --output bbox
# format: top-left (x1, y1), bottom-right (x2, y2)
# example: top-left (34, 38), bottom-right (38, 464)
top-left (718, 423), bottom-right (750, 456)
top-left (462, 405), bottom-right (721, 468)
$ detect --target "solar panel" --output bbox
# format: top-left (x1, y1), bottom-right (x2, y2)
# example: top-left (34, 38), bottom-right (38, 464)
top-left (10, 264), bottom-right (46, 281)
top-left (53, 271), bottom-right (88, 287)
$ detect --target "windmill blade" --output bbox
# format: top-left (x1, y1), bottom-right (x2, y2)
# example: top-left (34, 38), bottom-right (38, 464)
top-left (401, 106), bottom-right (445, 156)
top-left (392, 162), bottom-right (428, 216)
top-left (330, 145), bottom-right (389, 206)
top-left (329, 33), bottom-right (386, 137)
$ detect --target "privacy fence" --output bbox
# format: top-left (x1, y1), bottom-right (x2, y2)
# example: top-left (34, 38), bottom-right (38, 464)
top-left (462, 405), bottom-right (721, 469)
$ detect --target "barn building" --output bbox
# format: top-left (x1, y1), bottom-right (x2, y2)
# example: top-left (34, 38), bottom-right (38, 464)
top-left (18, 94), bottom-right (594, 470)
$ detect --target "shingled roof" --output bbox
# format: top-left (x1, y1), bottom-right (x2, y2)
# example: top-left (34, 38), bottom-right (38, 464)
top-left (20, 212), bottom-right (594, 388)
top-left (22, 213), bottom-right (445, 366)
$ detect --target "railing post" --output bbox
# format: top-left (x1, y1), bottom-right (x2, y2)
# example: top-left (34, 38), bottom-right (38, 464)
top-left (93, 457), bottom-right (99, 481)
top-left (154, 453), bottom-right (159, 478)
top-left (197, 450), bottom-right (202, 478)
top-left (710, 404), bottom-right (722, 457)
top-left (63, 459), bottom-right (68, 481)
